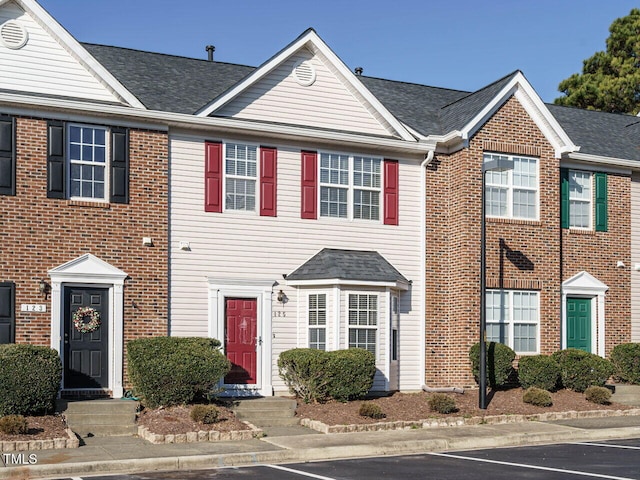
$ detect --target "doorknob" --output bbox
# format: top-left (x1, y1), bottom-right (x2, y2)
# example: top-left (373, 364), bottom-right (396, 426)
top-left (257, 336), bottom-right (263, 346)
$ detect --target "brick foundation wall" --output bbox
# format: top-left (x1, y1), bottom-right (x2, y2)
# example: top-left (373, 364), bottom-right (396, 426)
top-left (0, 116), bottom-right (169, 386)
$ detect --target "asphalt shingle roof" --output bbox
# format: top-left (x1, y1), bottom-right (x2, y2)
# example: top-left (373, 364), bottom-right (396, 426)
top-left (286, 249), bottom-right (409, 283)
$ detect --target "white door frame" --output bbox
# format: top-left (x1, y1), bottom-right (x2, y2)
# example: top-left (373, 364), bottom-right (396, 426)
top-left (207, 278), bottom-right (274, 397)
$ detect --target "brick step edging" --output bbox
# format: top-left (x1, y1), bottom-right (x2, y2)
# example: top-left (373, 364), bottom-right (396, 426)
top-left (0, 428), bottom-right (79, 452)
top-left (137, 421), bottom-right (263, 444)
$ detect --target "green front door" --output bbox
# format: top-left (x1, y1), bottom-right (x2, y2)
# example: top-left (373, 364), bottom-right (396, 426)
top-left (566, 297), bottom-right (591, 352)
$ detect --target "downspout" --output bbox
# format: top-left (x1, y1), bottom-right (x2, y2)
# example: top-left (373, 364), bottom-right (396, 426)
top-left (420, 150), bottom-right (465, 395)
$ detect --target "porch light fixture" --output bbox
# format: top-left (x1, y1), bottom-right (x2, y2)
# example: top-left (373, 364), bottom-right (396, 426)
top-left (142, 237), bottom-right (153, 247)
top-left (480, 155), bottom-right (514, 410)
top-left (277, 289), bottom-right (285, 303)
top-left (616, 261), bottom-right (625, 268)
top-left (38, 279), bottom-right (48, 298)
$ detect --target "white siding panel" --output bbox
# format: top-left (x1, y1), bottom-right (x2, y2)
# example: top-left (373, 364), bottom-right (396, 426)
top-left (0, 4), bottom-right (119, 103)
top-left (217, 50), bottom-right (393, 138)
top-left (631, 173), bottom-right (640, 342)
top-left (169, 134), bottom-right (424, 392)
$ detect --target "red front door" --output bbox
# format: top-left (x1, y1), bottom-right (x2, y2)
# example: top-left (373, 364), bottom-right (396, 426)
top-left (224, 298), bottom-right (257, 384)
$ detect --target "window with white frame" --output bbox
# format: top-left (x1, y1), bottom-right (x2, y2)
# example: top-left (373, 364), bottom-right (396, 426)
top-left (68, 124), bottom-right (107, 200)
top-left (320, 153), bottom-right (381, 220)
top-left (225, 143), bottom-right (257, 211)
top-left (484, 153), bottom-right (538, 220)
top-left (568, 170), bottom-right (592, 229)
top-left (348, 293), bottom-right (378, 355)
top-left (486, 290), bottom-right (539, 354)
top-left (308, 293), bottom-right (326, 350)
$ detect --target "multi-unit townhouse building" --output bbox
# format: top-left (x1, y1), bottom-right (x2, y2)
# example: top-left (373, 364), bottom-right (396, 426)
top-left (1, 0), bottom-right (638, 397)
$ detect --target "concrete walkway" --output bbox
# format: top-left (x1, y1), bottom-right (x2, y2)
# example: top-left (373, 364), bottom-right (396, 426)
top-left (2, 415), bottom-right (640, 479)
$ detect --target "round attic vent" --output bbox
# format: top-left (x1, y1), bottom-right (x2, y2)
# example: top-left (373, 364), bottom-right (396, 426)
top-left (293, 60), bottom-right (316, 87)
top-left (0, 20), bottom-right (28, 49)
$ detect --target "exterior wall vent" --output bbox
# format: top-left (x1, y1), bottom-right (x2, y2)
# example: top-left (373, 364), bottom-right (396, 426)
top-left (0, 20), bottom-right (28, 49)
top-left (292, 60), bottom-right (316, 87)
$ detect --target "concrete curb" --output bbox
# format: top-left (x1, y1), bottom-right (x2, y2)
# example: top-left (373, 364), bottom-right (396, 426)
top-left (2, 424), bottom-right (639, 479)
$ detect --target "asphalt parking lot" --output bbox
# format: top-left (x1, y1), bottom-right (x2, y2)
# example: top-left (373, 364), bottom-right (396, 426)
top-left (62, 438), bottom-right (640, 480)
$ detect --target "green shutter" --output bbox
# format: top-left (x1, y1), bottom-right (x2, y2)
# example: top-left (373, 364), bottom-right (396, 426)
top-left (560, 168), bottom-right (569, 229)
top-left (595, 172), bottom-right (607, 232)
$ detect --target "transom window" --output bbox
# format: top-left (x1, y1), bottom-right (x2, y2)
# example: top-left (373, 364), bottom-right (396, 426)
top-left (320, 153), bottom-right (381, 220)
top-left (68, 125), bottom-right (107, 200)
top-left (486, 290), bottom-right (539, 354)
top-left (484, 153), bottom-right (538, 220)
top-left (225, 143), bottom-right (257, 211)
top-left (348, 294), bottom-right (378, 355)
top-left (569, 170), bottom-right (592, 229)
top-left (308, 293), bottom-right (327, 350)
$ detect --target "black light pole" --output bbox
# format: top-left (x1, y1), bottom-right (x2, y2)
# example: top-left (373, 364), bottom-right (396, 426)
top-left (479, 168), bottom-right (487, 410)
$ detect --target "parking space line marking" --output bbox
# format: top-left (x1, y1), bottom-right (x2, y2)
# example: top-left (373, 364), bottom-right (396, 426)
top-left (266, 464), bottom-right (338, 480)
top-left (574, 442), bottom-right (640, 450)
top-left (428, 452), bottom-right (637, 480)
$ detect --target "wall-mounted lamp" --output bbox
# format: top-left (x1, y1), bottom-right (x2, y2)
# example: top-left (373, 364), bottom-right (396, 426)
top-left (179, 241), bottom-right (191, 251)
top-left (38, 279), bottom-right (49, 299)
top-left (277, 289), bottom-right (285, 303)
top-left (142, 237), bottom-right (154, 247)
top-left (617, 260), bottom-right (626, 268)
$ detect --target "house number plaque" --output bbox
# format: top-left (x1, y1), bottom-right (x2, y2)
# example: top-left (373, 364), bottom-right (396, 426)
top-left (21, 304), bottom-right (46, 312)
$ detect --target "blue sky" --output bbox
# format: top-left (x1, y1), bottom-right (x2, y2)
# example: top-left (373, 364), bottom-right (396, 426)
top-left (38, 0), bottom-right (638, 103)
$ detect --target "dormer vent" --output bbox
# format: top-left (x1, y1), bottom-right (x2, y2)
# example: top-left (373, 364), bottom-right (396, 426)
top-left (293, 59), bottom-right (316, 86)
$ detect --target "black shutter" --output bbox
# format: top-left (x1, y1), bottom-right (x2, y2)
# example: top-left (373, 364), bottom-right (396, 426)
top-left (110, 127), bottom-right (129, 204)
top-left (0, 115), bottom-right (15, 196)
top-left (0, 282), bottom-right (15, 344)
top-left (47, 120), bottom-right (66, 199)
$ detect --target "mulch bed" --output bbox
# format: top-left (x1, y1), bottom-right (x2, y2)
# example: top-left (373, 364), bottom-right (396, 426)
top-left (0, 414), bottom-right (68, 442)
top-left (136, 404), bottom-right (251, 435)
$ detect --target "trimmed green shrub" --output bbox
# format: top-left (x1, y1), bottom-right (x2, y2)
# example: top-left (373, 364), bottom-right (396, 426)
top-left (469, 342), bottom-right (516, 388)
top-left (518, 355), bottom-right (560, 391)
top-left (190, 404), bottom-right (220, 424)
top-left (278, 348), bottom-right (330, 403)
top-left (325, 348), bottom-right (376, 402)
top-left (428, 393), bottom-right (458, 414)
top-left (523, 387), bottom-right (553, 407)
top-left (0, 415), bottom-right (28, 435)
top-left (552, 349), bottom-right (614, 392)
top-left (127, 337), bottom-right (230, 408)
top-left (584, 386), bottom-right (612, 405)
top-left (610, 343), bottom-right (640, 384)
top-left (0, 344), bottom-right (62, 416)
top-left (358, 401), bottom-right (385, 419)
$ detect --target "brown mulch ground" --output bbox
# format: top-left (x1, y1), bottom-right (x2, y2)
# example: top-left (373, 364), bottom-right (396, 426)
top-left (136, 404), bottom-right (250, 435)
top-left (295, 388), bottom-right (634, 426)
top-left (0, 414), bottom-right (68, 442)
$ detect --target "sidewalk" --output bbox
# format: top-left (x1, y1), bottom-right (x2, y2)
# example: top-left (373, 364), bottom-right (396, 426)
top-left (2, 415), bottom-right (640, 479)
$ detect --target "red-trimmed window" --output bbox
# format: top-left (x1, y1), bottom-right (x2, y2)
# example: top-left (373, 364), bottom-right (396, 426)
top-left (205, 141), bottom-right (277, 216)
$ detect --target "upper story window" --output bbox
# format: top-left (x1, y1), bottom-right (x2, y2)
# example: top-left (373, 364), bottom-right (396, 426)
top-left (225, 143), bottom-right (257, 211)
top-left (486, 289), bottom-right (539, 354)
top-left (484, 153), bottom-right (538, 220)
top-left (562, 169), bottom-right (608, 232)
top-left (68, 125), bottom-right (107, 200)
top-left (319, 152), bottom-right (381, 220)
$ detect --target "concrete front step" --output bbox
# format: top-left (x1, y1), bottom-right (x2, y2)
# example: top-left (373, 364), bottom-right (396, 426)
top-left (611, 384), bottom-right (640, 406)
top-left (58, 399), bottom-right (139, 437)
top-left (230, 397), bottom-right (299, 427)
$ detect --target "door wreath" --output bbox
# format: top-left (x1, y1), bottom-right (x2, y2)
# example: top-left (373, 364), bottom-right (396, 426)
top-left (72, 306), bottom-right (101, 334)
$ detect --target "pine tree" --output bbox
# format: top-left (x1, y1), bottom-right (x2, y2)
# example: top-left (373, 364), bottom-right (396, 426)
top-left (554, 8), bottom-right (640, 115)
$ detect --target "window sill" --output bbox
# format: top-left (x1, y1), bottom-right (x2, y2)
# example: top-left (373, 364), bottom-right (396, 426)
top-left (486, 217), bottom-right (540, 226)
top-left (567, 228), bottom-right (596, 236)
top-left (69, 200), bottom-right (111, 209)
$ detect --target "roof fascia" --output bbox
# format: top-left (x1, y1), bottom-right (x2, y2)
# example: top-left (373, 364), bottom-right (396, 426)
top-left (16, 0), bottom-right (146, 109)
top-left (0, 91), bottom-right (431, 155)
top-left (286, 278), bottom-right (409, 291)
top-left (195, 29), bottom-right (416, 142)
top-left (566, 151), bottom-right (640, 171)
top-left (460, 72), bottom-right (577, 158)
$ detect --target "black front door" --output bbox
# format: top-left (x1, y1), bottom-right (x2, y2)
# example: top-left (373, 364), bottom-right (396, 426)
top-left (64, 287), bottom-right (109, 389)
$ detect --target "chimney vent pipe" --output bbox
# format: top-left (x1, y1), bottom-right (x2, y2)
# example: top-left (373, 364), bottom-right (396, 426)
top-left (206, 45), bottom-right (215, 62)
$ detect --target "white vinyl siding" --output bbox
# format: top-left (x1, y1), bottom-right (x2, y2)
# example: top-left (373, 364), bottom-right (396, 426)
top-left (486, 290), bottom-right (539, 354)
top-left (569, 170), bottom-right (592, 229)
top-left (0, 4), bottom-right (121, 103)
top-left (169, 134), bottom-right (423, 393)
top-left (216, 50), bottom-right (394, 137)
top-left (484, 153), bottom-right (538, 220)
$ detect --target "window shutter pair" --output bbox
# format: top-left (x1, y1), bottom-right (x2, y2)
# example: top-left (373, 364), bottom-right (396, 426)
top-left (300, 151), bottom-right (399, 225)
top-left (0, 282), bottom-right (15, 344)
top-left (204, 141), bottom-right (278, 216)
top-left (560, 168), bottom-right (607, 231)
top-left (0, 115), bottom-right (16, 196)
top-left (46, 120), bottom-right (129, 203)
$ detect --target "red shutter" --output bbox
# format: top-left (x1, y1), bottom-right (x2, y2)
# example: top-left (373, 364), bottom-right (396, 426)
top-left (204, 141), bottom-right (222, 212)
top-left (383, 159), bottom-right (399, 225)
top-left (301, 151), bottom-right (317, 219)
top-left (260, 146), bottom-right (277, 217)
